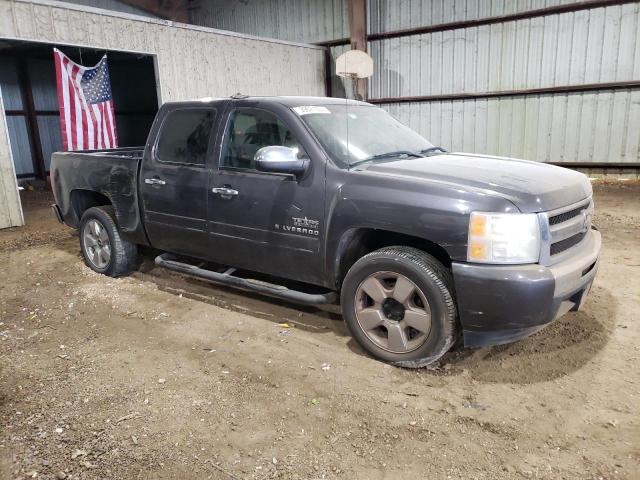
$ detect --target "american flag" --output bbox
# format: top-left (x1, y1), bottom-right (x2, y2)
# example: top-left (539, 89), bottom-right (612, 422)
top-left (53, 48), bottom-right (118, 151)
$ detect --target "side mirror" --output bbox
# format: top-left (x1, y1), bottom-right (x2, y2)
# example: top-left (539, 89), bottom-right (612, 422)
top-left (254, 146), bottom-right (309, 177)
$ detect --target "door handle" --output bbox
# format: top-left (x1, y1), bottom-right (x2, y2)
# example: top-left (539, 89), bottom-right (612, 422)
top-left (212, 187), bottom-right (239, 197)
top-left (145, 178), bottom-right (166, 185)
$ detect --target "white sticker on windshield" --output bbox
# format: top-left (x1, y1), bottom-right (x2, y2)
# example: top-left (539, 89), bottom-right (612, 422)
top-left (293, 105), bottom-right (331, 116)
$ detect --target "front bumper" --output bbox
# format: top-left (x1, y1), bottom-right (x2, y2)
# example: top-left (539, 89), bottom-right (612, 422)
top-left (452, 227), bottom-right (601, 348)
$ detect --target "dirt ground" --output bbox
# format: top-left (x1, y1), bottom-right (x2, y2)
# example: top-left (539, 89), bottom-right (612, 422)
top-left (1, 183), bottom-right (638, 480)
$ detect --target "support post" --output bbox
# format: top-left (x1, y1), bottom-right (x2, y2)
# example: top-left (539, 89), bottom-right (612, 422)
top-left (16, 58), bottom-right (46, 180)
top-left (324, 47), bottom-right (333, 97)
top-left (347, 0), bottom-right (367, 100)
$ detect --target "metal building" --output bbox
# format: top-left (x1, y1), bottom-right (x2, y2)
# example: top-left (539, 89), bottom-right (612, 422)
top-left (2, 0), bottom-right (638, 230)
top-left (0, 0), bottom-right (325, 229)
top-left (192, 0), bottom-right (640, 177)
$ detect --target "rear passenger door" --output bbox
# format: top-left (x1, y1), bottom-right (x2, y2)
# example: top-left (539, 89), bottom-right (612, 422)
top-left (140, 105), bottom-right (218, 258)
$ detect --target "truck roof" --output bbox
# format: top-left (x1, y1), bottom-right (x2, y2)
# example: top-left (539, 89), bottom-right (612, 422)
top-left (167, 95), bottom-right (372, 108)
top-left (258, 96), bottom-right (371, 107)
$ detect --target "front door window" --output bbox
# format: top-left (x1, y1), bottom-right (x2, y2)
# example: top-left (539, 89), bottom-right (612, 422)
top-left (220, 108), bottom-right (304, 170)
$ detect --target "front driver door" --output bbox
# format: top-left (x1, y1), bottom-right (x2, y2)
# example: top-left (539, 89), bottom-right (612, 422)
top-left (140, 106), bottom-right (218, 258)
top-left (207, 105), bottom-right (325, 285)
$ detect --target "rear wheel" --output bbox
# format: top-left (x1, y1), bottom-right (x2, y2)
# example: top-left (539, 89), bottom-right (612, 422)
top-left (79, 206), bottom-right (138, 277)
top-left (341, 246), bottom-right (457, 367)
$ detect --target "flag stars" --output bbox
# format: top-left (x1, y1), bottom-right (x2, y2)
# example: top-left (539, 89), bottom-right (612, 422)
top-left (81, 58), bottom-right (113, 104)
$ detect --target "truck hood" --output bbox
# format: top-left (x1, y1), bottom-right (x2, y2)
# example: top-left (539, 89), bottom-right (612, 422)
top-left (362, 152), bottom-right (592, 212)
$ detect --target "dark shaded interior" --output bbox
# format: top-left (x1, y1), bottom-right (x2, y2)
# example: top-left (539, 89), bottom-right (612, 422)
top-left (0, 38), bottom-right (158, 179)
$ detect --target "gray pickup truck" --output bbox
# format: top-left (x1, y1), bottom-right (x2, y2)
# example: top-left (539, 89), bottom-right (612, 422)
top-left (50, 96), bottom-right (601, 367)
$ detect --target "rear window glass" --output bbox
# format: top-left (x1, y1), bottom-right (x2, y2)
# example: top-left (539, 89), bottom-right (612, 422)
top-left (157, 109), bottom-right (216, 165)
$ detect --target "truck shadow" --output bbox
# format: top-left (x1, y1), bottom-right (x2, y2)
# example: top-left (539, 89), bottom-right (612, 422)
top-left (131, 255), bottom-right (350, 338)
top-left (55, 243), bottom-right (617, 383)
top-left (52, 240), bottom-right (349, 337)
top-left (134, 248), bottom-right (617, 384)
top-left (438, 285), bottom-right (618, 384)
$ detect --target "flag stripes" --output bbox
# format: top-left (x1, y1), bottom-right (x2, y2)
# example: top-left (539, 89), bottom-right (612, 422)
top-left (53, 48), bottom-right (117, 151)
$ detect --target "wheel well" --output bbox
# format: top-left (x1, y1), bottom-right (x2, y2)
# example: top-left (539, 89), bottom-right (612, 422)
top-left (335, 229), bottom-right (452, 288)
top-left (70, 190), bottom-right (112, 224)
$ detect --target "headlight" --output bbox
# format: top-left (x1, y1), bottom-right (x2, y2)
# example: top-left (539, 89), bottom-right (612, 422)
top-left (467, 212), bottom-right (541, 264)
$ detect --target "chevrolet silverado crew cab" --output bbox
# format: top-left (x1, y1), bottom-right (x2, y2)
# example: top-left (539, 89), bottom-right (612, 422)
top-left (50, 96), bottom-right (601, 367)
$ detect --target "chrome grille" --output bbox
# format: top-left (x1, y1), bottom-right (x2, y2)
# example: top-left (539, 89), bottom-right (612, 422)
top-left (541, 198), bottom-right (593, 264)
top-left (550, 231), bottom-right (587, 255)
top-left (549, 205), bottom-right (587, 226)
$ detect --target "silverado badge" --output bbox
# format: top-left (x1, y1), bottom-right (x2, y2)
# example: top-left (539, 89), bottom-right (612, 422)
top-left (275, 216), bottom-right (320, 236)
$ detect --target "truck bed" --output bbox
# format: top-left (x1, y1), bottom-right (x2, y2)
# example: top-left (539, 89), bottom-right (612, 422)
top-left (71, 146), bottom-right (145, 159)
top-left (50, 147), bottom-right (148, 245)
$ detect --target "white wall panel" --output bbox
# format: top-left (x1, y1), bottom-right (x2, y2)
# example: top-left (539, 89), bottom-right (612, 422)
top-left (0, 95), bottom-right (24, 228)
top-left (0, 0), bottom-right (326, 228)
top-left (0, 0), bottom-right (325, 101)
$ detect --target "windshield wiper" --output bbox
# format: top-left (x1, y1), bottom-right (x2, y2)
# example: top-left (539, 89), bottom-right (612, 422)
top-left (418, 146), bottom-right (448, 156)
top-left (350, 150), bottom-right (423, 168)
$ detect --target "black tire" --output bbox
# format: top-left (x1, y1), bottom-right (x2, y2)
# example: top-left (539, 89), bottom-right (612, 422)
top-left (340, 246), bottom-right (457, 368)
top-left (79, 206), bottom-right (138, 277)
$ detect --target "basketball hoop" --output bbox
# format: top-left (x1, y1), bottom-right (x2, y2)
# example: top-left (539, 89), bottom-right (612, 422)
top-left (336, 50), bottom-right (373, 79)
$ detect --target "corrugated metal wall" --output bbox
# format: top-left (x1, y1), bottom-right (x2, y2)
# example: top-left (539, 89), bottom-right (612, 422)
top-left (382, 90), bottom-right (640, 165)
top-left (0, 56), bottom-right (66, 176)
top-left (369, 4), bottom-right (639, 96)
top-left (189, 0), bottom-right (348, 44)
top-left (369, 2), bottom-right (640, 165)
top-left (0, 0), bottom-right (326, 228)
top-left (190, 0), bottom-right (640, 169)
top-left (368, 0), bottom-right (581, 33)
top-left (0, 57), bottom-right (34, 177)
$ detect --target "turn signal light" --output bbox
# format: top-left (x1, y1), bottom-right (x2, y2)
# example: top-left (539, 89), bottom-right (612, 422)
top-left (469, 215), bottom-right (486, 236)
top-left (468, 243), bottom-right (486, 260)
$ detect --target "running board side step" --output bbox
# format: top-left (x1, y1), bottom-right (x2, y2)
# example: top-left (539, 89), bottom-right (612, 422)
top-left (154, 253), bottom-right (337, 306)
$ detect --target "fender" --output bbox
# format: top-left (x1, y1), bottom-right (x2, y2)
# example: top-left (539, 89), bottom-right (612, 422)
top-left (322, 167), bottom-right (519, 288)
top-left (51, 151), bottom-right (149, 246)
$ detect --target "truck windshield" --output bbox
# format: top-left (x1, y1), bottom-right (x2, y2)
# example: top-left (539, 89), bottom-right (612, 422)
top-left (294, 104), bottom-right (435, 168)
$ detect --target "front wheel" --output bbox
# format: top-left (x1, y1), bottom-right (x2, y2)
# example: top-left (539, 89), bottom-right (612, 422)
top-left (340, 246), bottom-right (457, 368)
top-left (79, 206), bottom-right (138, 277)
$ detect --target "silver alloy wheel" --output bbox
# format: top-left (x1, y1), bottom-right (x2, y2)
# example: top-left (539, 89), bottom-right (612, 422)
top-left (354, 271), bottom-right (432, 353)
top-left (83, 219), bottom-right (111, 269)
